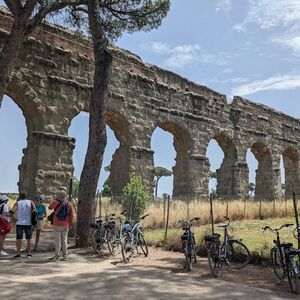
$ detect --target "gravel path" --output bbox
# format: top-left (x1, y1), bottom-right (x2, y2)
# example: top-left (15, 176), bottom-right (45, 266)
top-left (0, 232), bottom-right (297, 300)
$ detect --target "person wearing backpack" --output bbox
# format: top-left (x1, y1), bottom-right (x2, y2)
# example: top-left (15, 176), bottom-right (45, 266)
top-left (0, 195), bottom-right (12, 256)
top-left (48, 188), bottom-right (73, 261)
top-left (12, 192), bottom-right (36, 259)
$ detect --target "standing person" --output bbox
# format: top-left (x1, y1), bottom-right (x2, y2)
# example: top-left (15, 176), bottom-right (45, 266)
top-left (48, 188), bottom-right (73, 261)
top-left (0, 195), bottom-right (12, 256)
top-left (12, 192), bottom-right (35, 258)
top-left (33, 194), bottom-right (46, 251)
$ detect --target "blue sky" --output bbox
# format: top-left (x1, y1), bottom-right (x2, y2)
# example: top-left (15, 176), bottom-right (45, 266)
top-left (0, 0), bottom-right (299, 196)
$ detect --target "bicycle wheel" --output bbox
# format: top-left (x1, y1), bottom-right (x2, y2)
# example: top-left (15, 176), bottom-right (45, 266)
top-left (227, 240), bottom-right (250, 269)
top-left (287, 256), bottom-right (300, 294)
top-left (91, 228), bottom-right (103, 254)
top-left (184, 244), bottom-right (192, 272)
top-left (271, 247), bottom-right (285, 281)
top-left (138, 233), bottom-right (148, 257)
top-left (192, 236), bottom-right (197, 264)
top-left (107, 230), bottom-right (120, 256)
top-left (208, 242), bottom-right (223, 277)
top-left (121, 235), bottom-right (134, 263)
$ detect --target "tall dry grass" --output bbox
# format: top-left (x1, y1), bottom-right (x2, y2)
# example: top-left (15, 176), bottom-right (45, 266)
top-left (93, 197), bottom-right (296, 230)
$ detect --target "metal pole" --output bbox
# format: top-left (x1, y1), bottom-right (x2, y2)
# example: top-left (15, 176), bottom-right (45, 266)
top-left (164, 195), bottom-right (170, 244)
top-left (210, 194), bottom-right (214, 234)
top-left (292, 192), bottom-right (300, 249)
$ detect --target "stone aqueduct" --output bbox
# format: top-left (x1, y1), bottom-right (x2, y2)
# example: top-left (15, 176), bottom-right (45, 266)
top-left (0, 8), bottom-right (299, 201)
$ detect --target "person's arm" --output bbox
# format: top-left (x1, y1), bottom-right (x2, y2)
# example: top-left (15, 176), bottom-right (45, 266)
top-left (43, 204), bottom-right (47, 217)
top-left (48, 200), bottom-right (56, 210)
top-left (12, 201), bottom-right (18, 213)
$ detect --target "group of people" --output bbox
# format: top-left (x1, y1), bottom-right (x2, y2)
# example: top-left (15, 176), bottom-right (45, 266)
top-left (0, 188), bottom-right (74, 261)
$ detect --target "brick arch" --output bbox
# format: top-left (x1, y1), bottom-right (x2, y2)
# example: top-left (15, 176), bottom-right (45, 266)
top-left (151, 120), bottom-right (194, 198)
top-left (206, 133), bottom-right (238, 198)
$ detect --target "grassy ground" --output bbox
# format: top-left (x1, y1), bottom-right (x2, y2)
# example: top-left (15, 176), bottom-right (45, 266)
top-left (144, 217), bottom-right (297, 263)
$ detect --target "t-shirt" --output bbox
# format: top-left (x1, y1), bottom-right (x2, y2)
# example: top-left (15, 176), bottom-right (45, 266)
top-left (48, 199), bottom-right (73, 228)
top-left (0, 203), bottom-right (10, 222)
top-left (16, 199), bottom-right (32, 226)
top-left (37, 204), bottom-right (46, 220)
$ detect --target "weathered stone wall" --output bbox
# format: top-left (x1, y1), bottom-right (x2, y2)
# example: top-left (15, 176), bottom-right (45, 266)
top-left (0, 7), bottom-right (299, 201)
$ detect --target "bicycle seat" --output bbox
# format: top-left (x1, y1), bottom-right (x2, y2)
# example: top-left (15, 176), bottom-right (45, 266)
top-left (282, 243), bottom-right (293, 249)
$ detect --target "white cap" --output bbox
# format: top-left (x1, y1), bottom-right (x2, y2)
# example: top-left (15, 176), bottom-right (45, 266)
top-left (0, 195), bottom-right (9, 202)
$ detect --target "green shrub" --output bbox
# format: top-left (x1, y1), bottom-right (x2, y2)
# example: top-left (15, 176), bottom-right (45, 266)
top-left (122, 174), bottom-right (150, 220)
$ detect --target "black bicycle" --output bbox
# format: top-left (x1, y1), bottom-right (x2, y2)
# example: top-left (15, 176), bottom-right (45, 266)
top-left (90, 210), bottom-right (126, 255)
top-left (121, 214), bottom-right (149, 263)
top-left (178, 217), bottom-right (200, 271)
top-left (205, 217), bottom-right (250, 277)
top-left (263, 224), bottom-right (300, 294)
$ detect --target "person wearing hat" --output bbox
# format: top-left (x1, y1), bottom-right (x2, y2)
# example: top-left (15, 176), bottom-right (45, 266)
top-left (48, 188), bottom-right (73, 261)
top-left (33, 194), bottom-right (46, 251)
top-left (0, 195), bottom-right (11, 256)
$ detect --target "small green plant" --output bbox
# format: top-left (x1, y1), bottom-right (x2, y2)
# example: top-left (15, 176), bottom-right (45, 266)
top-left (122, 174), bottom-right (150, 220)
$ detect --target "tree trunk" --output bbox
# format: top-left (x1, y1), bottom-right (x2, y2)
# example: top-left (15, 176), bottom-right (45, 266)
top-left (0, 20), bottom-right (27, 107)
top-left (76, 1), bottom-right (112, 247)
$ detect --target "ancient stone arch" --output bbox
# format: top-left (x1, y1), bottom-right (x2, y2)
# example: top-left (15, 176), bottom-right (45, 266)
top-left (0, 8), bottom-right (299, 200)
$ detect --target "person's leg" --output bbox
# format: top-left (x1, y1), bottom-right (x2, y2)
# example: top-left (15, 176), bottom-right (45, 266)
top-left (15, 225), bottom-right (23, 257)
top-left (34, 230), bottom-right (40, 249)
top-left (53, 226), bottom-right (62, 257)
top-left (25, 226), bottom-right (32, 256)
top-left (61, 228), bottom-right (69, 258)
top-left (0, 235), bottom-right (4, 250)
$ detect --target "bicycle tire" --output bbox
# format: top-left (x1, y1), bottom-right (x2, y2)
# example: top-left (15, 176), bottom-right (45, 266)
top-left (107, 230), bottom-right (120, 256)
top-left (227, 240), bottom-right (250, 269)
top-left (121, 235), bottom-right (134, 263)
top-left (287, 256), bottom-right (300, 294)
top-left (91, 228), bottom-right (104, 254)
top-left (192, 236), bottom-right (197, 264)
top-left (138, 233), bottom-right (148, 257)
top-left (208, 241), bottom-right (223, 277)
top-left (270, 246), bottom-right (285, 282)
top-left (184, 245), bottom-right (192, 271)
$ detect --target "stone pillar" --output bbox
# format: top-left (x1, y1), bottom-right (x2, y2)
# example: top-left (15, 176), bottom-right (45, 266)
top-left (110, 145), bottom-right (154, 201)
top-left (18, 131), bottom-right (75, 201)
top-left (173, 154), bottom-right (210, 200)
top-left (217, 161), bottom-right (249, 199)
top-left (254, 152), bottom-right (281, 201)
top-left (283, 152), bottom-right (300, 198)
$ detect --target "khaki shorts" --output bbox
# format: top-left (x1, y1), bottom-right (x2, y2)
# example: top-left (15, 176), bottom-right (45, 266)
top-left (36, 219), bottom-right (44, 231)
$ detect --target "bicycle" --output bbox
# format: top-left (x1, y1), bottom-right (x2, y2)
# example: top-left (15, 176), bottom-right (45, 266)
top-left (90, 210), bottom-right (126, 255)
top-left (262, 223), bottom-right (300, 294)
top-left (178, 217), bottom-right (200, 271)
top-left (205, 216), bottom-right (250, 277)
top-left (121, 214), bottom-right (149, 263)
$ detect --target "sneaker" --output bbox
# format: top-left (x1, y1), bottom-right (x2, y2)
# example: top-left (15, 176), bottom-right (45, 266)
top-left (13, 255), bottom-right (21, 258)
top-left (48, 255), bottom-right (59, 262)
top-left (61, 256), bottom-right (69, 261)
top-left (33, 247), bottom-right (38, 252)
top-left (0, 250), bottom-right (8, 256)
top-left (26, 254), bottom-right (32, 259)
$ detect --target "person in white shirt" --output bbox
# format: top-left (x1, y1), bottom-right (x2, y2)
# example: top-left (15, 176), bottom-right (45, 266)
top-left (0, 195), bottom-right (11, 256)
top-left (12, 192), bottom-right (36, 258)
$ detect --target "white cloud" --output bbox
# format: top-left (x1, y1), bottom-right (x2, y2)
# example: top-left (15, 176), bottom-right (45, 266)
top-left (231, 74), bottom-right (300, 96)
top-left (242, 0), bottom-right (300, 29)
top-left (143, 42), bottom-right (230, 69)
top-left (215, 0), bottom-right (232, 13)
top-left (272, 35), bottom-right (300, 56)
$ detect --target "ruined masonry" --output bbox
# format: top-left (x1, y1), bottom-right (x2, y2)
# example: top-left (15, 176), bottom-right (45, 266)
top-left (0, 8), bottom-right (299, 201)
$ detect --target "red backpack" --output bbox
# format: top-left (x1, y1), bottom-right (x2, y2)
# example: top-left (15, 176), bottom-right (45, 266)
top-left (0, 204), bottom-right (12, 236)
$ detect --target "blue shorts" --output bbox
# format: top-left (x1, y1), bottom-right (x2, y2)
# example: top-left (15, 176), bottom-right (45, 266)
top-left (16, 225), bottom-right (32, 240)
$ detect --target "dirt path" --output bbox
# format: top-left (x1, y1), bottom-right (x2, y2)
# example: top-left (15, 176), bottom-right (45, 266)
top-left (0, 232), bottom-right (297, 300)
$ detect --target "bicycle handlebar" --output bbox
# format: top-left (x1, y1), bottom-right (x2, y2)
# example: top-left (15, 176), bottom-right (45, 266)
top-left (177, 217), bottom-right (200, 225)
top-left (262, 223), bottom-right (294, 232)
